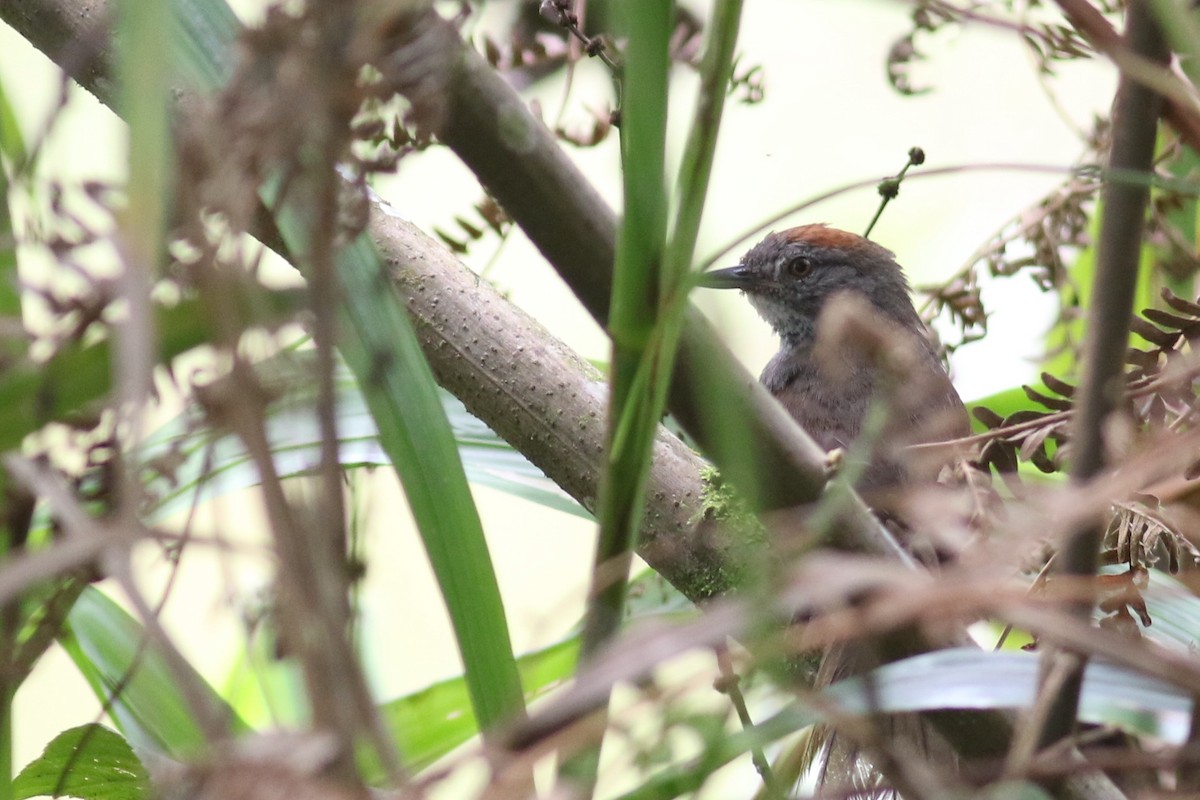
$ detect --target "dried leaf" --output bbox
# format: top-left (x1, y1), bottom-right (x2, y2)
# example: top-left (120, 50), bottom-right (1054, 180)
top-left (1041, 372), bottom-right (1076, 397)
top-left (1128, 316), bottom-right (1178, 348)
top-left (1023, 384), bottom-right (1072, 412)
top-left (972, 406), bottom-right (1004, 429)
top-left (1143, 307), bottom-right (1200, 332)
top-left (1162, 287), bottom-right (1200, 316)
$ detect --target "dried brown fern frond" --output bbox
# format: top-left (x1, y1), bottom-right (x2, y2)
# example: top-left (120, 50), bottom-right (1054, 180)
top-left (971, 378), bottom-right (1072, 479)
top-left (1104, 499), bottom-right (1200, 574)
top-left (918, 168), bottom-right (1101, 355)
top-left (971, 286), bottom-right (1200, 480)
top-left (888, 1), bottom-right (1109, 96)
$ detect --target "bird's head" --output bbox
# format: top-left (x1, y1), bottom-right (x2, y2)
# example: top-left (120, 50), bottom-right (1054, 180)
top-left (699, 224), bottom-right (919, 345)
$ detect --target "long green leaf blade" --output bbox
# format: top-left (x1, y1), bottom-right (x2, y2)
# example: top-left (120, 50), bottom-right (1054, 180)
top-left (140, 364), bottom-right (588, 524)
top-left (62, 588), bottom-right (249, 756)
top-left (328, 233), bottom-right (525, 732)
top-left (163, 0), bottom-right (528, 738)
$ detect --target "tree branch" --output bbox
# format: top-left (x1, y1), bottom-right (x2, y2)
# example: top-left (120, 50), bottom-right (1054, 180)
top-left (372, 209), bottom-right (732, 598)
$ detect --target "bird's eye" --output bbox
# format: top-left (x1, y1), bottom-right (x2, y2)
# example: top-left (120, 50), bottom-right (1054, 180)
top-left (787, 257), bottom-right (813, 278)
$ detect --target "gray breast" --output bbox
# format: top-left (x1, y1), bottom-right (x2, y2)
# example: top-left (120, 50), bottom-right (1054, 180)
top-left (760, 336), bottom-right (966, 490)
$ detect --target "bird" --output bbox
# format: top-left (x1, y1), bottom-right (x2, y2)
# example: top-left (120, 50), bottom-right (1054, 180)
top-left (698, 223), bottom-right (971, 496)
top-left (698, 224), bottom-right (976, 794)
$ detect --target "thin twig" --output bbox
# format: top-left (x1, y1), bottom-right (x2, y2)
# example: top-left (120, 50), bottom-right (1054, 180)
top-left (539, 0), bottom-right (621, 73)
top-left (714, 645), bottom-right (781, 797)
top-left (862, 146), bottom-right (926, 239)
top-left (699, 162), bottom-right (1077, 273)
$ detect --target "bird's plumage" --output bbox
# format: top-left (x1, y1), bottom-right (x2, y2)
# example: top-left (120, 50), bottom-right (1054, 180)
top-left (702, 224), bottom-right (969, 490)
top-left (700, 224), bottom-right (975, 797)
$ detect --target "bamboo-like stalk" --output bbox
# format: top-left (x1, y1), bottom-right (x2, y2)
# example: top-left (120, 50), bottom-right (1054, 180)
top-left (1025, 0), bottom-right (1170, 764)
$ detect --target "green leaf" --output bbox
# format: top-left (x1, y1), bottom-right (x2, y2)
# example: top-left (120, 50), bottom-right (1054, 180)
top-left (327, 234), bottom-right (524, 733)
top-left (62, 587), bottom-right (249, 756)
top-left (369, 636), bottom-right (578, 776)
top-left (118, 0), bottom-right (174, 285)
top-left (976, 783), bottom-right (1055, 800)
top-left (0, 73), bottom-right (24, 330)
top-left (0, 297), bottom-right (215, 454)
top-left (0, 76), bottom-right (28, 169)
top-left (364, 573), bottom-right (686, 784)
top-left (621, 641), bottom-right (1195, 799)
top-left (583, 0), bottom-right (674, 681)
top-left (220, 641), bottom-right (309, 731)
top-left (13, 724), bottom-right (150, 800)
top-left (124, 0), bottom-right (528, 745)
top-left (613, 703), bottom-right (821, 800)
top-left (1136, 569), bottom-right (1200, 653)
top-left (1042, 198), bottom-right (1158, 379)
top-left (139, 361), bottom-right (588, 524)
top-left (383, 558), bottom-right (735, 779)
top-left (171, 0), bottom-right (239, 92)
top-left (257, 164), bottom-right (530, 741)
top-left (825, 647), bottom-right (1189, 742)
top-left (1043, 229), bottom-right (1094, 379)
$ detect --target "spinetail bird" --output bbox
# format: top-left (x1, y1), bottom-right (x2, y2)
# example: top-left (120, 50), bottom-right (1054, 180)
top-left (699, 224), bottom-right (976, 795)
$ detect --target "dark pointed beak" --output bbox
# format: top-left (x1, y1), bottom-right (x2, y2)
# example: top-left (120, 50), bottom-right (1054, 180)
top-left (697, 265), bottom-right (754, 290)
